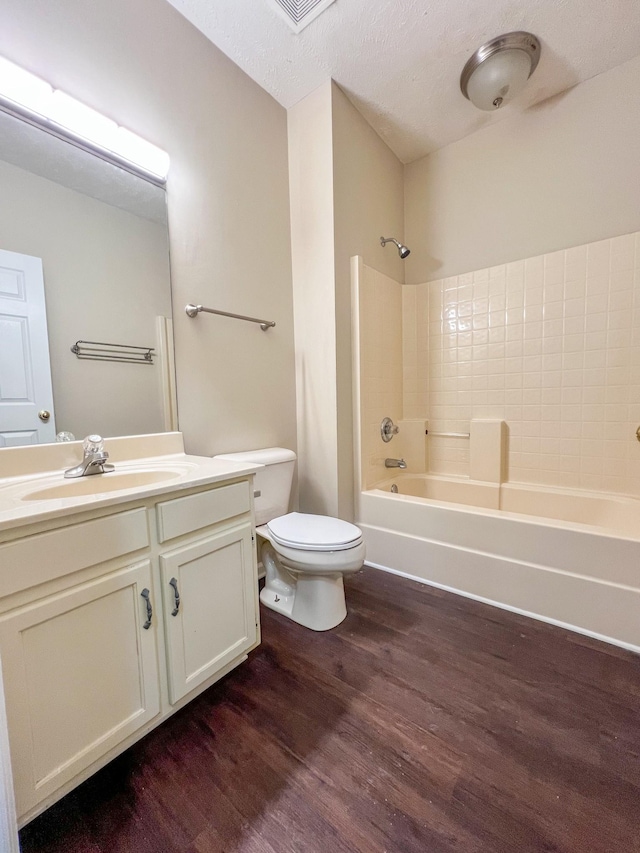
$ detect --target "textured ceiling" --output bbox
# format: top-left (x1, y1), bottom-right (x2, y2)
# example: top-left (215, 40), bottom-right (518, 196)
top-left (164, 0), bottom-right (640, 164)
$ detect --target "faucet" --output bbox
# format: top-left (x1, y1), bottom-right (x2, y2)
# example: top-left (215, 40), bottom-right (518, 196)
top-left (385, 458), bottom-right (407, 469)
top-left (64, 435), bottom-right (115, 478)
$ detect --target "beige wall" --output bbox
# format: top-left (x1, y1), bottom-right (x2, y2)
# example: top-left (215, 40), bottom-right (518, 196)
top-left (331, 83), bottom-right (405, 517)
top-left (0, 0), bottom-right (296, 456)
top-left (288, 82), bottom-right (338, 514)
top-left (287, 82), bottom-right (404, 517)
top-left (0, 159), bottom-right (170, 439)
top-left (355, 262), bottom-right (403, 490)
top-left (405, 55), bottom-right (640, 284)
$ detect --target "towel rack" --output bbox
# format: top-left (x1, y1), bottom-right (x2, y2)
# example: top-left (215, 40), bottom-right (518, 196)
top-left (425, 430), bottom-right (470, 439)
top-left (185, 303), bottom-right (276, 331)
top-left (71, 340), bottom-right (155, 364)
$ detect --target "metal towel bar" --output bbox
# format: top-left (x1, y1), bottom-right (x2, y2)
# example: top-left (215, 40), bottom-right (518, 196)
top-left (185, 303), bottom-right (275, 331)
top-left (71, 340), bottom-right (154, 364)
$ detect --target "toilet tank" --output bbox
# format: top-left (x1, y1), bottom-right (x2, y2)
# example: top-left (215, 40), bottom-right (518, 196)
top-left (212, 447), bottom-right (296, 526)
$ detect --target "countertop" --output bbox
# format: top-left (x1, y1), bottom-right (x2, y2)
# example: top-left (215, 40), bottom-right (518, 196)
top-left (0, 433), bottom-right (260, 534)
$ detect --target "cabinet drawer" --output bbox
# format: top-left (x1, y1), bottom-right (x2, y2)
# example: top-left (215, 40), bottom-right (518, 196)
top-left (0, 509), bottom-right (149, 598)
top-left (156, 481), bottom-right (251, 543)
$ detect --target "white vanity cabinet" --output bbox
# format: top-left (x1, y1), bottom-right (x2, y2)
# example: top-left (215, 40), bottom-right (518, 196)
top-left (160, 524), bottom-right (256, 704)
top-left (155, 483), bottom-right (258, 704)
top-left (0, 474), bottom-right (259, 826)
top-left (0, 559), bottom-right (161, 819)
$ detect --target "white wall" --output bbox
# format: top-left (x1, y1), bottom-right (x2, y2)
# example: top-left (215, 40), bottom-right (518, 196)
top-left (0, 0), bottom-right (297, 456)
top-left (405, 55), bottom-right (640, 284)
top-left (0, 159), bottom-right (170, 439)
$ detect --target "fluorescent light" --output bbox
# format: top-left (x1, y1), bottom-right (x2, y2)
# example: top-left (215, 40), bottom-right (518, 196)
top-left (110, 127), bottom-right (171, 182)
top-left (0, 56), bottom-right (169, 182)
top-left (49, 90), bottom-right (118, 149)
top-left (0, 56), bottom-right (51, 113)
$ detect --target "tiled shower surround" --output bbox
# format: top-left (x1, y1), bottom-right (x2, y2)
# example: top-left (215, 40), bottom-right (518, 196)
top-left (360, 230), bottom-right (640, 496)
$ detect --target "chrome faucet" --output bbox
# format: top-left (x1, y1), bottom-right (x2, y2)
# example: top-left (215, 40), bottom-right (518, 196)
top-left (64, 435), bottom-right (115, 478)
top-left (385, 458), bottom-right (407, 469)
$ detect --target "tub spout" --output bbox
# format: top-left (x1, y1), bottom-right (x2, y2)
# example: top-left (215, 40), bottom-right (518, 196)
top-left (385, 458), bottom-right (407, 469)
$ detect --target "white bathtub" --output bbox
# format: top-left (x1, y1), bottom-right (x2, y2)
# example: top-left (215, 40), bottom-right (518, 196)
top-left (358, 474), bottom-right (640, 652)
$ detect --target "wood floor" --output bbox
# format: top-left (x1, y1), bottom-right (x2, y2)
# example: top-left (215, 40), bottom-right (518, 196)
top-left (20, 568), bottom-right (640, 853)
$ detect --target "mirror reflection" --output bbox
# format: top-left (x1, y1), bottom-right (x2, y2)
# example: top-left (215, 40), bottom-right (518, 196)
top-left (0, 110), bottom-right (173, 447)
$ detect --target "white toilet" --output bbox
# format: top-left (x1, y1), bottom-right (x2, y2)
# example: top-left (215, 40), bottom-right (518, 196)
top-left (213, 448), bottom-right (365, 631)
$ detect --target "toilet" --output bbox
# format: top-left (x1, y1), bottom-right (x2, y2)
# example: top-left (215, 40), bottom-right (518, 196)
top-left (213, 448), bottom-right (365, 631)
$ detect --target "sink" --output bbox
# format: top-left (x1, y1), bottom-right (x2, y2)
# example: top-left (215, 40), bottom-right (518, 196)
top-left (22, 469), bottom-right (182, 501)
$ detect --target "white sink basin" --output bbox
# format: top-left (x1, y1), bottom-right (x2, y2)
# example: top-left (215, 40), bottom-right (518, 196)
top-left (22, 469), bottom-right (182, 501)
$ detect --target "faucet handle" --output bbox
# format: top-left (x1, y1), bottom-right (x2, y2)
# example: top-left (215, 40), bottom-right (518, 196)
top-left (381, 417), bottom-right (400, 443)
top-left (83, 434), bottom-right (105, 454)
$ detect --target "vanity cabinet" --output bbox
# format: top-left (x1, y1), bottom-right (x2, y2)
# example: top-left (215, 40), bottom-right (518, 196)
top-left (0, 560), bottom-right (161, 818)
top-left (160, 523), bottom-right (256, 704)
top-left (0, 474), bottom-right (259, 826)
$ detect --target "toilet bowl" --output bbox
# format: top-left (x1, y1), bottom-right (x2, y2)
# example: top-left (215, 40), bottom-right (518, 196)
top-left (213, 449), bottom-right (365, 631)
top-left (258, 512), bottom-right (365, 630)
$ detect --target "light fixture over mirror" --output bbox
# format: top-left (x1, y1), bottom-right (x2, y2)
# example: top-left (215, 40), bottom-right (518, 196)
top-left (0, 56), bottom-right (169, 183)
top-left (460, 31), bottom-right (541, 111)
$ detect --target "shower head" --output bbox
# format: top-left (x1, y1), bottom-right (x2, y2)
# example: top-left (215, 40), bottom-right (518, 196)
top-left (380, 236), bottom-right (410, 259)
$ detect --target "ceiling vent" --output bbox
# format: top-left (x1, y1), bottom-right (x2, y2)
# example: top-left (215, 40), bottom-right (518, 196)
top-left (266, 0), bottom-right (337, 33)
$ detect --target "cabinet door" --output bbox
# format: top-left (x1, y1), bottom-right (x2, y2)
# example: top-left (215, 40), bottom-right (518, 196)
top-left (0, 561), bottom-right (160, 819)
top-left (160, 523), bottom-right (257, 705)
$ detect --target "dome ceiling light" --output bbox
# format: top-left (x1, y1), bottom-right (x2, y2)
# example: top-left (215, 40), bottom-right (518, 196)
top-left (460, 31), bottom-right (541, 111)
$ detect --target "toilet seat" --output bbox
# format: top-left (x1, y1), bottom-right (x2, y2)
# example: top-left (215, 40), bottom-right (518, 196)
top-left (266, 512), bottom-right (363, 552)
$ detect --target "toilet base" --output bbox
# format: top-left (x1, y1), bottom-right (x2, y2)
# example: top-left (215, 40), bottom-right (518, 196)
top-left (260, 572), bottom-right (347, 631)
top-left (259, 534), bottom-right (365, 632)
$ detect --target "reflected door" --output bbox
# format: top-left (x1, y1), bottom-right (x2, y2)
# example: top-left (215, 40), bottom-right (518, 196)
top-left (0, 249), bottom-right (55, 446)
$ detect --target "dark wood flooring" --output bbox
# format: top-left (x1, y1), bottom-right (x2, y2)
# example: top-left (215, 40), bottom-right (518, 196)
top-left (19, 568), bottom-right (640, 853)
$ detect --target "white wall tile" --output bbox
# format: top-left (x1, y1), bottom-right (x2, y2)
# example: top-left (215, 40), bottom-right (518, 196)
top-left (356, 232), bottom-right (640, 496)
top-left (404, 231), bottom-right (640, 495)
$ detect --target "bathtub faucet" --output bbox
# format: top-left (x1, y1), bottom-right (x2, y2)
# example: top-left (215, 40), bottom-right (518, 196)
top-left (385, 457), bottom-right (407, 469)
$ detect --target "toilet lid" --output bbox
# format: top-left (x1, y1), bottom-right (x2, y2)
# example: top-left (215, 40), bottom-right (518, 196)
top-left (266, 512), bottom-right (363, 552)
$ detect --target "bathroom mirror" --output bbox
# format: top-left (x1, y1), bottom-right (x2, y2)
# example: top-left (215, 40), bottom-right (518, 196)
top-left (0, 108), bottom-right (174, 446)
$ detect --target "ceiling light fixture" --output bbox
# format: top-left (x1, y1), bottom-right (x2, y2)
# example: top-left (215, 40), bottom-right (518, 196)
top-left (460, 31), bottom-right (541, 111)
top-left (0, 56), bottom-right (169, 184)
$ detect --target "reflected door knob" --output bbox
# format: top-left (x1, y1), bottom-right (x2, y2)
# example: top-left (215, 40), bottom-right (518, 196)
top-left (38, 410), bottom-right (51, 422)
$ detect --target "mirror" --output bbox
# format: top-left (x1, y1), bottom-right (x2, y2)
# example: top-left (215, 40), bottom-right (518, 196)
top-left (0, 109), bottom-right (174, 446)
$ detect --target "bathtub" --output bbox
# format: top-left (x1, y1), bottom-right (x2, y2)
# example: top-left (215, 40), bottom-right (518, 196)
top-left (358, 474), bottom-right (640, 652)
